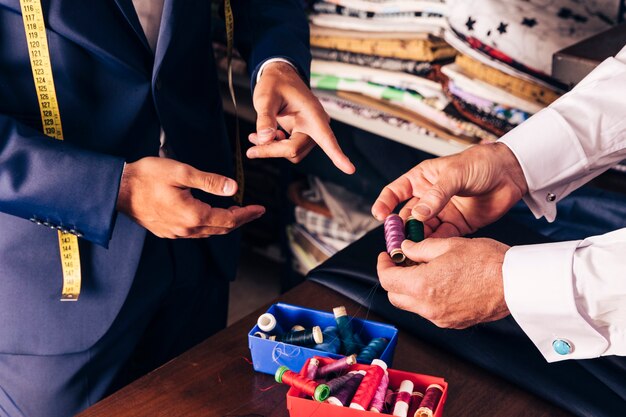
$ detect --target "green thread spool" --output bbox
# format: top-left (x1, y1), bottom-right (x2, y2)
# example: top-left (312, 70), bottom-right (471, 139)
top-left (333, 306), bottom-right (361, 355)
top-left (406, 216), bottom-right (425, 242)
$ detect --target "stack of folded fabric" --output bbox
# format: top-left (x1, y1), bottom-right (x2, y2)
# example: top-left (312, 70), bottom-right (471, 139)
top-left (288, 177), bottom-right (380, 275)
top-left (440, 0), bottom-right (617, 137)
top-left (308, 0), bottom-right (502, 144)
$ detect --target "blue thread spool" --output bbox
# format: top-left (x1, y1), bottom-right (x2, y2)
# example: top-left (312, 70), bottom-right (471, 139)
top-left (314, 326), bottom-right (341, 353)
top-left (356, 337), bottom-right (389, 363)
top-left (276, 326), bottom-right (323, 346)
top-left (334, 306), bottom-right (361, 355)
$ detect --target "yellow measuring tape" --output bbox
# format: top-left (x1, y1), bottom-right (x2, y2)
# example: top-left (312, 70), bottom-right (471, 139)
top-left (20, 0), bottom-right (81, 301)
top-left (224, 0), bottom-right (245, 205)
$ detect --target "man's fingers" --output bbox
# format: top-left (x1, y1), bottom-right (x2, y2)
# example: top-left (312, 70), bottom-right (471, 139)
top-left (429, 222), bottom-right (462, 238)
top-left (247, 132), bottom-right (311, 161)
top-left (371, 175), bottom-right (415, 221)
top-left (377, 252), bottom-right (422, 295)
top-left (249, 130), bottom-right (287, 146)
top-left (401, 238), bottom-right (459, 263)
top-left (253, 85), bottom-right (282, 144)
top-left (410, 177), bottom-right (459, 222)
top-left (202, 205), bottom-right (265, 228)
top-left (308, 121), bottom-right (355, 174)
top-left (387, 292), bottom-right (418, 313)
top-left (174, 164), bottom-right (238, 196)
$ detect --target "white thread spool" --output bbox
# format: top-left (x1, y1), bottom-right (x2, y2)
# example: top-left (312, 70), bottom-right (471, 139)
top-left (257, 313), bottom-right (279, 333)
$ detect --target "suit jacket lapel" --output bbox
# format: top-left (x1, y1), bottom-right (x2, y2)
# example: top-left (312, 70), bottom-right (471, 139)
top-left (154, 0), bottom-right (185, 77)
top-left (112, 0), bottom-right (153, 54)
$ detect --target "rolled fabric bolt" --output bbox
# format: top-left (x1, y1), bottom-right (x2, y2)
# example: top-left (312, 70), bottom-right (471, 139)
top-left (357, 337), bottom-right (389, 363)
top-left (405, 216), bottom-right (425, 242)
top-left (276, 326), bottom-right (323, 346)
top-left (416, 384), bottom-right (444, 417)
top-left (333, 306), bottom-right (361, 355)
top-left (306, 358), bottom-right (320, 380)
top-left (349, 359), bottom-right (387, 410)
top-left (384, 214), bottom-right (406, 264)
top-left (315, 326), bottom-right (341, 353)
top-left (275, 366), bottom-right (330, 402)
top-left (253, 331), bottom-right (276, 341)
top-left (317, 354), bottom-right (357, 378)
top-left (368, 368), bottom-right (389, 412)
top-left (392, 380), bottom-right (414, 417)
top-left (407, 391), bottom-right (425, 417)
top-left (326, 371), bottom-right (359, 394)
top-left (327, 370), bottom-right (366, 406)
top-left (257, 312), bottom-right (283, 334)
top-left (291, 325), bottom-right (305, 332)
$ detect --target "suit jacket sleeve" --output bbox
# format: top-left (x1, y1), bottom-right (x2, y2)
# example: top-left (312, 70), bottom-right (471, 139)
top-left (230, 0), bottom-right (311, 89)
top-left (0, 114), bottom-right (125, 247)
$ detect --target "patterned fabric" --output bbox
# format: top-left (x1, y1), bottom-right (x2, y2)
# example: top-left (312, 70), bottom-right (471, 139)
top-left (318, 0), bottom-right (447, 14)
top-left (455, 54), bottom-right (562, 107)
top-left (312, 1), bottom-right (445, 19)
top-left (294, 206), bottom-right (363, 243)
top-left (309, 13), bottom-right (445, 34)
top-left (310, 27), bottom-right (455, 61)
top-left (311, 48), bottom-right (435, 76)
top-left (447, 0), bottom-right (617, 76)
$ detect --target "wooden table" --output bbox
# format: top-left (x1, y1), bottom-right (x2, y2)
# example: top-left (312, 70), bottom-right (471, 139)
top-left (78, 281), bottom-right (572, 417)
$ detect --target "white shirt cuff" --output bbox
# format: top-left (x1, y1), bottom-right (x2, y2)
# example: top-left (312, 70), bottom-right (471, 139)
top-left (498, 108), bottom-right (588, 222)
top-left (503, 242), bottom-right (609, 362)
top-left (255, 58), bottom-right (297, 83)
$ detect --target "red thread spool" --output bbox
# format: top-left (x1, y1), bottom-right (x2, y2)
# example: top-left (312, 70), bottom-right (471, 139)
top-left (415, 384), bottom-right (444, 417)
top-left (275, 366), bottom-right (330, 402)
top-left (407, 391), bottom-right (425, 417)
top-left (349, 359), bottom-right (388, 410)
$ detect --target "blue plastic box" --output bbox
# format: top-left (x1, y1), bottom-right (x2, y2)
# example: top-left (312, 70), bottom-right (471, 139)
top-left (248, 302), bottom-right (399, 375)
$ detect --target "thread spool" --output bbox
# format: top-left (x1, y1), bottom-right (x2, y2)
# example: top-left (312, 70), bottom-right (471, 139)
top-left (306, 358), bottom-right (320, 380)
top-left (349, 359), bottom-right (387, 410)
top-left (407, 391), bottom-right (425, 417)
top-left (276, 326), bottom-right (323, 346)
top-left (357, 337), bottom-right (389, 363)
top-left (257, 313), bottom-right (283, 334)
top-left (315, 326), bottom-right (341, 354)
top-left (385, 390), bottom-right (398, 414)
top-left (326, 371), bottom-right (359, 394)
top-left (275, 366), bottom-right (330, 402)
top-left (384, 214), bottom-right (406, 264)
top-left (333, 306), bottom-right (361, 355)
top-left (317, 354), bottom-right (357, 378)
top-left (392, 380), bottom-right (414, 417)
top-left (405, 216), bottom-right (425, 243)
top-left (327, 370), bottom-right (365, 406)
top-left (254, 331), bottom-right (276, 341)
top-left (415, 384), bottom-right (444, 417)
top-left (291, 325), bottom-right (305, 332)
top-left (368, 368), bottom-right (389, 412)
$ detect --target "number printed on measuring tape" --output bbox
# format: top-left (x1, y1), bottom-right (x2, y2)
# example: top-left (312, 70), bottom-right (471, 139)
top-left (20, 0), bottom-right (82, 301)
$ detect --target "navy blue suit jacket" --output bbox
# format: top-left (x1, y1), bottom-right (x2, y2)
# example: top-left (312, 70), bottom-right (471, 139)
top-left (0, 0), bottom-right (310, 356)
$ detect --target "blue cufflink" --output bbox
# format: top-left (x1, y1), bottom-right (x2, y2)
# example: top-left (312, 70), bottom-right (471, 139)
top-left (552, 339), bottom-right (573, 355)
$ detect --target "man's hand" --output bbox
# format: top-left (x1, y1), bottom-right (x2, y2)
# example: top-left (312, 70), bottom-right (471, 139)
top-left (372, 143), bottom-right (528, 237)
top-left (377, 238), bottom-right (510, 328)
top-left (116, 157), bottom-right (265, 238)
top-left (248, 61), bottom-right (356, 174)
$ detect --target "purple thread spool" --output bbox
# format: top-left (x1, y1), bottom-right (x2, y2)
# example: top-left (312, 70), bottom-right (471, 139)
top-left (317, 354), bottom-right (357, 378)
top-left (326, 371), bottom-right (359, 394)
top-left (407, 391), bottom-right (425, 417)
top-left (368, 369), bottom-right (389, 412)
top-left (415, 384), bottom-right (444, 417)
top-left (306, 358), bottom-right (320, 380)
top-left (327, 370), bottom-right (366, 406)
top-left (384, 214), bottom-right (406, 264)
top-left (385, 389), bottom-right (398, 414)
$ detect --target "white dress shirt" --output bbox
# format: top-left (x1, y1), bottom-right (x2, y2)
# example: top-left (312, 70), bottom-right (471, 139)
top-left (499, 45), bottom-right (626, 362)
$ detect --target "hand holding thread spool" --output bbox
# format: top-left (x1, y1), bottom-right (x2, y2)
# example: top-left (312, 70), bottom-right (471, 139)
top-left (384, 215), bottom-right (406, 264)
top-left (275, 366), bottom-right (330, 402)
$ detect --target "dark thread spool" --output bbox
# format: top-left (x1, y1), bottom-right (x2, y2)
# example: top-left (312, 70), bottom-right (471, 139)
top-left (327, 371), bottom-right (365, 406)
top-left (317, 354), bottom-right (357, 378)
top-left (368, 369), bottom-right (389, 412)
top-left (276, 326), bottom-right (323, 346)
top-left (333, 306), bottom-right (361, 355)
top-left (306, 358), bottom-right (319, 380)
top-left (405, 216), bottom-right (425, 242)
top-left (349, 359), bottom-right (387, 410)
top-left (384, 214), bottom-right (406, 264)
top-left (326, 371), bottom-right (359, 394)
top-left (275, 366), bottom-right (330, 402)
top-left (415, 384), bottom-right (444, 417)
top-left (385, 390), bottom-right (398, 414)
top-left (315, 326), bottom-right (341, 354)
top-left (357, 337), bottom-right (389, 363)
top-left (407, 391), bottom-right (425, 417)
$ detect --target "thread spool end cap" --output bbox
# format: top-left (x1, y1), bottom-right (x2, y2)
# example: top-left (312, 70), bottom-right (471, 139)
top-left (275, 366), bottom-right (289, 383)
top-left (371, 359), bottom-right (388, 370)
top-left (333, 306), bottom-right (347, 318)
top-left (314, 384), bottom-right (331, 402)
top-left (312, 326), bottom-right (324, 344)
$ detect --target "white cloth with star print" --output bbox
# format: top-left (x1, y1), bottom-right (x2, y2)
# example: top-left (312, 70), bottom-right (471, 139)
top-left (447, 0), bottom-right (618, 75)
top-left (498, 44), bottom-right (626, 362)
